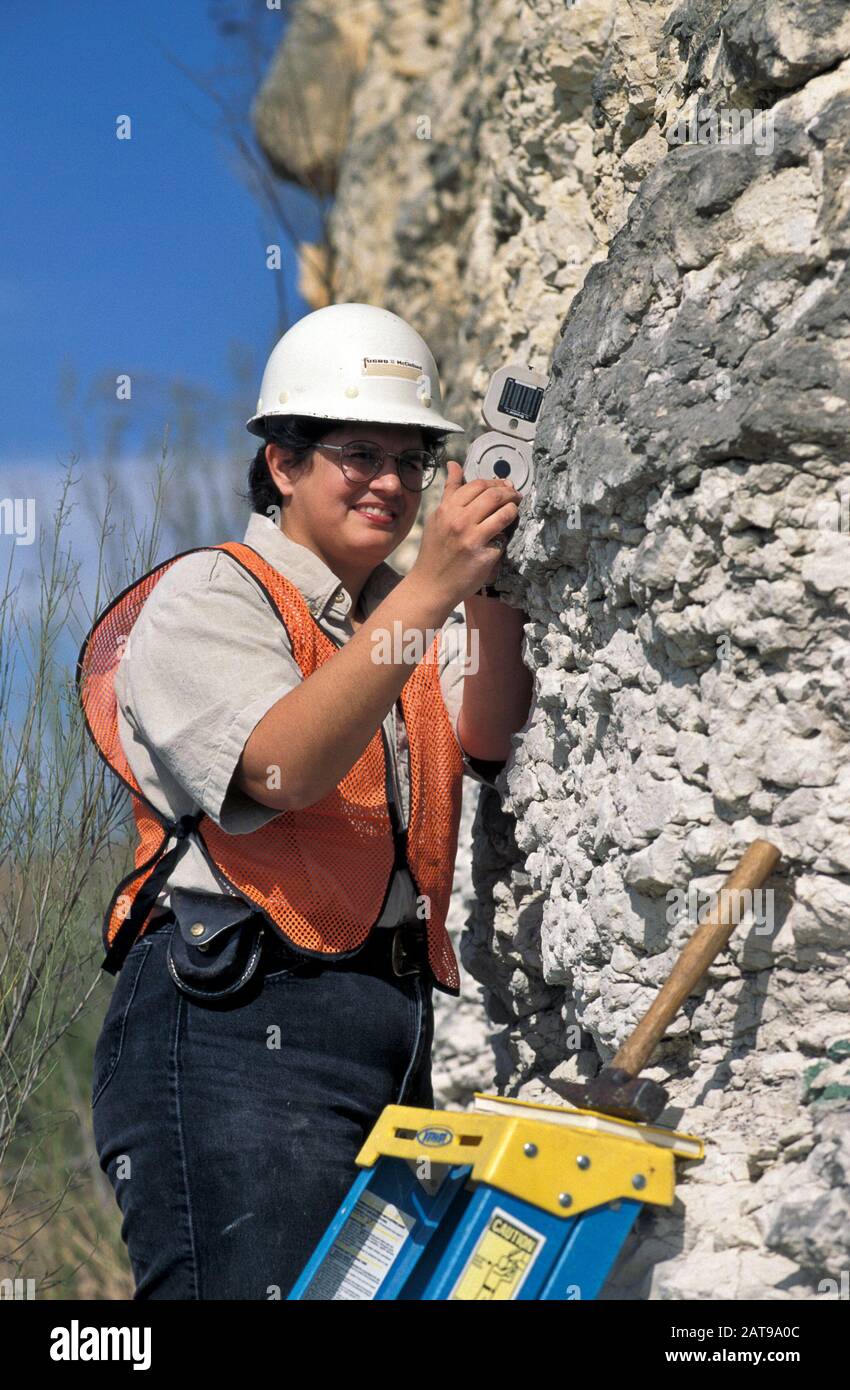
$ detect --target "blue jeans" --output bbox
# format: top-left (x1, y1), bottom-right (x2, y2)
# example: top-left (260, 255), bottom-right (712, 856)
top-left (91, 917), bottom-right (435, 1299)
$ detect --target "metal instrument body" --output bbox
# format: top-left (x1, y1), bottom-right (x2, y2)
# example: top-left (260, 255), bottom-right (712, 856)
top-left (462, 362), bottom-right (549, 496)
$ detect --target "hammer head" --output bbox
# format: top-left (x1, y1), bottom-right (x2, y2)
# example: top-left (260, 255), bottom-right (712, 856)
top-left (552, 1066), bottom-right (669, 1124)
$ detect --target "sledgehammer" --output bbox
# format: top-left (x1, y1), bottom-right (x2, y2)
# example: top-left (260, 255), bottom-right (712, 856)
top-left (553, 839), bottom-right (782, 1124)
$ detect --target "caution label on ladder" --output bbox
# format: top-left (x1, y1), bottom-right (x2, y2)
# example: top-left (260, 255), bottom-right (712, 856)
top-left (449, 1207), bottom-right (545, 1300)
top-left (302, 1190), bottom-right (417, 1300)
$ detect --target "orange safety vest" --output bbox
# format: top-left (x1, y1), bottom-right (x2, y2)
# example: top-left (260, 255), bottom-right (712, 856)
top-left (76, 542), bottom-right (465, 996)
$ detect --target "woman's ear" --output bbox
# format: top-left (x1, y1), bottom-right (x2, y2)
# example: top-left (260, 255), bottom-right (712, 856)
top-left (265, 442), bottom-right (298, 500)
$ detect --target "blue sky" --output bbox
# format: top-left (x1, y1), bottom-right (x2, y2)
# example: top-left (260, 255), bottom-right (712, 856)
top-left (0, 1), bottom-right (326, 729)
top-left (0, 0), bottom-right (321, 474)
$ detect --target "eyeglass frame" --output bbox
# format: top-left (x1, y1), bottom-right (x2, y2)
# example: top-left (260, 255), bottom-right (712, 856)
top-left (309, 438), bottom-right (446, 492)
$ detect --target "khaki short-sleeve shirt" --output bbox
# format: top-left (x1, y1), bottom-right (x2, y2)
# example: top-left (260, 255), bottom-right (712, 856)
top-left (114, 511), bottom-right (504, 925)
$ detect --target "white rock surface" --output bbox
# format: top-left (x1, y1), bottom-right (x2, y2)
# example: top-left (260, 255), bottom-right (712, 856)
top-left (255, 0), bottom-right (850, 1299)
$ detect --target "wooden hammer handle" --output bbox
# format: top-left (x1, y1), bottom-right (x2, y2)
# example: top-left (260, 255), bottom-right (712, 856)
top-left (613, 840), bottom-right (781, 1077)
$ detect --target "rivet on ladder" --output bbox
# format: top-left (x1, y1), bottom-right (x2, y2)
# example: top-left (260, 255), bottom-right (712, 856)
top-left (523, 1142), bottom-right (538, 1157)
top-left (632, 1174), bottom-right (647, 1190)
top-left (558, 1192), bottom-right (573, 1208)
top-left (576, 1154), bottom-right (590, 1169)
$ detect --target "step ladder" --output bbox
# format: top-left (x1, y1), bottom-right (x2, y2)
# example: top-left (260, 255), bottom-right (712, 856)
top-left (288, 1092), bottom-right (704, 1301)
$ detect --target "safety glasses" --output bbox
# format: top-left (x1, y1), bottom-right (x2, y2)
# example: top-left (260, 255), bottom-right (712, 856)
top-left (314, 440), bottom-right (443, 492)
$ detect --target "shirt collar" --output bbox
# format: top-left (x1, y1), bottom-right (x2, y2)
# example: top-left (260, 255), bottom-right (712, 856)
top-left (240, 511), bottom-right (399, 622)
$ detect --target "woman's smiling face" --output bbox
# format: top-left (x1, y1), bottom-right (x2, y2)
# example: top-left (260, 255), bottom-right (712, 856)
top-left (265, 421), bottom-right (428, 571)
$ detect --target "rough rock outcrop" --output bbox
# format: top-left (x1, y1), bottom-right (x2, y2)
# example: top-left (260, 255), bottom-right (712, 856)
top-left (254, 0), bottom-right (850, 1299)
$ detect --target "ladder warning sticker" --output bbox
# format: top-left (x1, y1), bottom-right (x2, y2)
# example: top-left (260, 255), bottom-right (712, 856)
top-left (449, 1207), bottom-right (545, 1300)
top-left (301, 1190), bottom-right (416, 1301)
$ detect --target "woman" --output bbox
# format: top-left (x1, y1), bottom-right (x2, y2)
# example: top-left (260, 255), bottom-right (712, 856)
top-left (87, 303), bottom-right (533, 1299)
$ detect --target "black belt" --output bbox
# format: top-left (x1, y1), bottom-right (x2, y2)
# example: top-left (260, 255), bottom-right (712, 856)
top-left (262, 920), bottom-right (429, 979)
top-left (145, 908), bottom-right (429, 981)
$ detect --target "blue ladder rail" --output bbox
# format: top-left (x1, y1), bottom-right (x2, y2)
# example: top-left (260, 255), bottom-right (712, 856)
top-left (288, 1095), bottom-right (703, 1301)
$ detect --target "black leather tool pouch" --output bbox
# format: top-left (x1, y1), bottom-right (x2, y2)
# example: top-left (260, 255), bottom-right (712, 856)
top-left (167, 889), bottom-right (264, 1000)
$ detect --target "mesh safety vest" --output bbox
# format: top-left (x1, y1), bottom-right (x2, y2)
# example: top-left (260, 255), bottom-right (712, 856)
top-left (77, 542), bottom-right (465, 996)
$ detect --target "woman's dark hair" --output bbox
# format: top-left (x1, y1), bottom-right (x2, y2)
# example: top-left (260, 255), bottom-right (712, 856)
top-left (243, 416), bottom-right (450, 516)
top-left (244, 416), bottom-right (331, 516)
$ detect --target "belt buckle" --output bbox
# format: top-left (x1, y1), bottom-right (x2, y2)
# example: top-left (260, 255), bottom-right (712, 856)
top-left (391, 928), bottom-right (421, 977)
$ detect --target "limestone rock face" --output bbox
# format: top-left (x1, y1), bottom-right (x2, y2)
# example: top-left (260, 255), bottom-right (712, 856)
top-left (252, 1), bottom-right (378, 196)
top-left (255, 0), bottom-right (850, 1299)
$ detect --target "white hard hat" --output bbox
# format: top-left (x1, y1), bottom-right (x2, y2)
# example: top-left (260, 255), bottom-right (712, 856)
top-left (246, 302), bottom-right (465, 438)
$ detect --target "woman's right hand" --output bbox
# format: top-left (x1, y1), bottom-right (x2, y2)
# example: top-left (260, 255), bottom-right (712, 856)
top-left (410, 458), bottom-right (522, 608)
